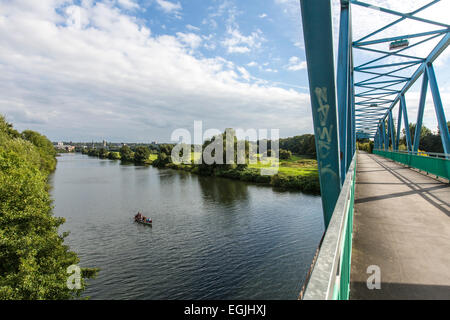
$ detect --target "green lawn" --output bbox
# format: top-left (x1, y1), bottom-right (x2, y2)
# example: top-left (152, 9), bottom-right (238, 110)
top-left (248, 154), bottom-right (318, 177)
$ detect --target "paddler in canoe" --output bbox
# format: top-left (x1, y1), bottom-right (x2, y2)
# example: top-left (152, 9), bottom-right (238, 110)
top-left (134, 212), bottom-right (152, 224)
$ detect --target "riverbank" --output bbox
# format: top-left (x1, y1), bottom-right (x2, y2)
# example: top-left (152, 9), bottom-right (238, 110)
top-left (0, 116), bottom-right (97, 299)
top-left (81, 151), bottom-right (320, 194)
top-left (164, 154), bottom-right (319, 194)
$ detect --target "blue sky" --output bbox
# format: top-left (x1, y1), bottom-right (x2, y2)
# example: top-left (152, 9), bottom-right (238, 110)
top-left (0, 0), bottom-right (448, 142)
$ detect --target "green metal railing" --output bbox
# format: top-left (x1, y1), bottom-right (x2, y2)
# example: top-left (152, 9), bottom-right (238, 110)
top-left (302, 154), bottom-right (356, 300)
top-left (373, 149), bottom-right (450, 180)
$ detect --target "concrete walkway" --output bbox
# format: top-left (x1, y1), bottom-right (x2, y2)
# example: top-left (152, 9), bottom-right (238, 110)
top-left (350, 152), bottom-right (450, 299)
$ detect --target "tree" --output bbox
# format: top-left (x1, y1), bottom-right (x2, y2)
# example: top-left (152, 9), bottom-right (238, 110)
top-left (198, 129), bottom-right (251, 174)
top-left (108, 152), bottom-right (120, 160)
top-left (153, 151), bottom-right (170, 167)
top-left (21, 130), bottom-right (57, 173)
top-left (279, 149), bottom-right (292, 160)
top-left (0, 116), bottom-right (97, 299)
top-left (409, 123), bottom-right (432, 147)
top-left (119, 145), bottom-right (134, 162)
top-left (98, 148), bottom-right (109, 159)
top-left (400, 123), bottom-right (447, 153)
top-left (87, 148), bottom-right (99, 157)
top-left (134, 146), bottom-right (150, 164)
top-left (262, 134), bottom-right (316, 157)
top-left (159, 144), bottom-right (174, 155)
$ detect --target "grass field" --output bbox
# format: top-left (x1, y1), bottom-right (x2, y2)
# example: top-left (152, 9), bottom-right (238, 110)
top-left (187, 152), bottom-right (318, 178)
top-left (248, 154), bottom-right (318, 177)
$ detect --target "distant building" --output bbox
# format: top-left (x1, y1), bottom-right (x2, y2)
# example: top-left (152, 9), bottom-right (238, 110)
top-left (55, 142), bottom-right (75, 152)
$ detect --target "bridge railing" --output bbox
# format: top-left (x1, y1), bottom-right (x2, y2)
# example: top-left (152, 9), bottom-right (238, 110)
top-left (373, 149), bottom-right (450, 180)
top-left (302, 154), bottom-right (356, 300)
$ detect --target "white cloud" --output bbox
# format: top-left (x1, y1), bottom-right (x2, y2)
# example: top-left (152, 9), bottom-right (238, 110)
top-left (247, 61), bottom-right (258, 67)
top-left (237, 66), bottom-right (251, 81)
top-left (285, 56), bottom-right (307, 71)
top-left (222, 27), bottom-right (264, 54)
top-left (155, 0), bottom-right (181, 15)
top-left (176, 32), bottom-right (202, 49)
top-left (259, 13), bottom-right (267, 19)
top-left (117, 0), bottom-right (139, 10)
top-left (0, 0), bottom-right (312, 141)
top-left (186, 24), bottom-right (200, 32)
top-left (293, 41), bottom-right (304, 49)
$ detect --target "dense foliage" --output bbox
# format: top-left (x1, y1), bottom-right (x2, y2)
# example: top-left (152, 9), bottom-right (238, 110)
top-left (119, 145), bottom-right (134, 162)
top-left (196, 130), bottom-right (250, 175)
top-left (400, 122), bottom-right (450, 153)
top-left (107, 151), bottom-right (121, 160)
top-left (152, 144), bottom-right (174, 167)
top-left (21, 130), bottom-right (57, 173)
top-left (134, 146), bottom-right (151, 164)
top-left (0, 116), bottom-right (97, 299)
top-left (278, 134), bottom-right (316, 157)
top-left (357, 140), bottom-right (374, 153)
top-left (279, 149), bottom-right (292, 160)
top-left (98, 148), bottom-right (109, 159)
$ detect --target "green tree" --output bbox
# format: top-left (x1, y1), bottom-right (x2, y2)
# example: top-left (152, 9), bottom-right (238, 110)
top-left (119, 145), bottom-right (134, 162)
top-left (21, 130), bottom-right (57, 173)
top-left (197, 129), bottom-right (250, 175)
top-left (264, 134), bottom-right (316, 157)
top-left (400, 123), bottom-right (447, 153)
top-left (279, 149), bottom-right (292, 160)
top-left (153, 151), bottom-right (170, 167)
top-left (134, 146), bottom-right (150, 164)
top-left (408, 123), bottom-right (432, 148)
top-left (98, 148), bottom-right (109, 159)
top-left (108, 151), bottom-right (120, 160)
top-left (0, 116), bottom-right (97, 299)
top-left (159, 144), bottom-right (175, 155)
top-left (87, 148), bottom-right (99, 157)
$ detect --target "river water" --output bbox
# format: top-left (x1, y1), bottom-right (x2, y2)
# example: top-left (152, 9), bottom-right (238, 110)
top-left (50, 153), bottom-right (324, 299)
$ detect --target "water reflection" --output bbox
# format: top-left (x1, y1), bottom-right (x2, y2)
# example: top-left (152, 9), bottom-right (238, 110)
top-left (198, 175), bottom-right (250, 207)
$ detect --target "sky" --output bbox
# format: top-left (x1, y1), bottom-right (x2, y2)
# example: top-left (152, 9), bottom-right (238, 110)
top-left (0, 0), bottom-right (448, 143)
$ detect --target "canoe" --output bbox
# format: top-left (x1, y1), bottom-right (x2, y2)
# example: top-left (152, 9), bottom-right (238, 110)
top-left (135, 218), bottom-right (152, 226)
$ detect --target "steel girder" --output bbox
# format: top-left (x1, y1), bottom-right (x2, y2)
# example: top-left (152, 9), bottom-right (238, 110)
top-left (300, 0), bottom-right (450, 227)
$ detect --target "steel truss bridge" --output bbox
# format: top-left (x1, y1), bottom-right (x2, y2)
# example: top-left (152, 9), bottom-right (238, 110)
top-left (299, 0), bottom-right (450, 300)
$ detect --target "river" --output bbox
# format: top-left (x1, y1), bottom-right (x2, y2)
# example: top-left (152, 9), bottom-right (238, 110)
top-left (49, 153), bottom-right (324, 299)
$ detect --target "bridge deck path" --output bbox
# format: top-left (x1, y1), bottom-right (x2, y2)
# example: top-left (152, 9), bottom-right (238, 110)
top-left (350, 152), bottom-right (450, 299)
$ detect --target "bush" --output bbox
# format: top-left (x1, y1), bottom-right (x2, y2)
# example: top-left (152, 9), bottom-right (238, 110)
top-left (21, 130), bottom-right (57, 173)
top-left (357, 141), bottom-right (374, 153)
top-left (279, 149), bottom-right (292, 160)
top-left (271, 173), bottom-right (320, 194)
top-left (98, 148), bottom-right (109, 159)
top-left (153, 152), bottom-right (171, 168)
top-left (108, 152), bottom-right (120, 160)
